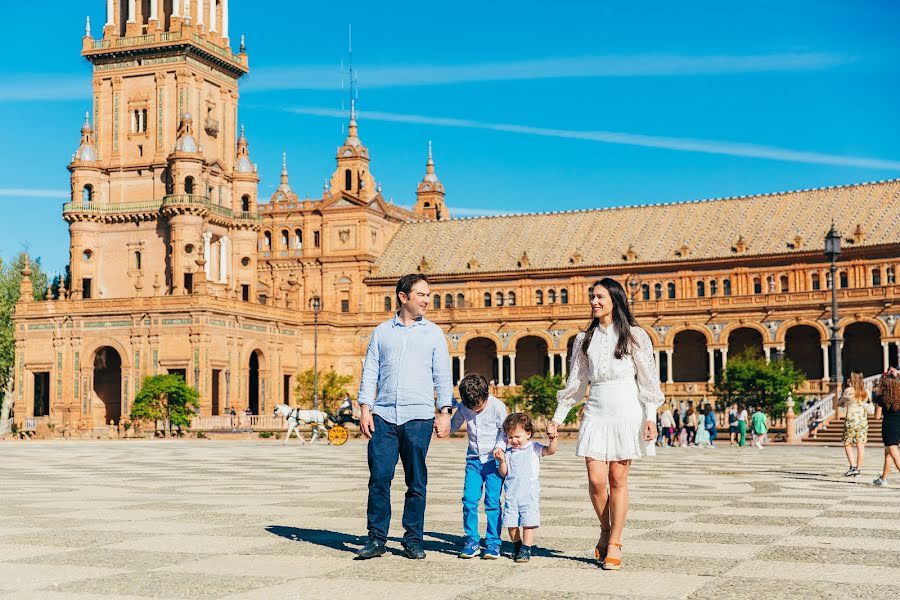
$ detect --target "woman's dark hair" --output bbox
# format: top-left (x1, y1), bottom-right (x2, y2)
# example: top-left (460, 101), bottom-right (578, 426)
top-left (396, 273), bottom-right (428, 303)
top-left (582, 277), bottom-right (637, 359)
top-left (503, 412), bottom-right (534, 437)
top-left (881, 372), bottom-right (900, 411)
top-left (458, 373), bottom-right (489, 409)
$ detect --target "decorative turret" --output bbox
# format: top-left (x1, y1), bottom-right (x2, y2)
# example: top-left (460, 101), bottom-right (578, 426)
top-left (19, 256), bottom-right (33, 303)
top-left (174, 113), bottom-right (199, 153)
top-left (413, 141), bottom-right (448, 220)
top-left (329, 101), bottom-right (377, 200)
top-left (232, 124), bottom-right (259, 214)
top-left (68, 113), bottom-right (102, 207)
top-left (271, 153), bottom-right (298, 202)
top-left (74, 112), bottom-right (98, 162)
top-left (167, 113), bottom-right (204, 197)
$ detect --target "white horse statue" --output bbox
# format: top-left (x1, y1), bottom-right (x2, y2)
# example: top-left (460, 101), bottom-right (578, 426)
top-left (273, 404), bottom-right (329, 444)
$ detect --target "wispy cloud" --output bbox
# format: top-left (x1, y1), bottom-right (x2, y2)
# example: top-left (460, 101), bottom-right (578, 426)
top-left (281, 106), bottom-right (900, 171)
top-left (245, 53), bottom-right (851, 92)
top-left (0, 188), bottom-right (69, 199)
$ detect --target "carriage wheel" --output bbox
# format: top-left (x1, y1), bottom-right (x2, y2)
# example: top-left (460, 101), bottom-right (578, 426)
top-left (327, 425), bottom-right (349, 446)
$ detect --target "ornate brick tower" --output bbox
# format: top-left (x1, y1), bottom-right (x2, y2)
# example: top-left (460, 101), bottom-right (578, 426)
top-left (66, 0), bottom-right (256, 299)
top-left (413, 142), bottom-right (448, 220)
top-left (328, 101), bottom-right (378, 201)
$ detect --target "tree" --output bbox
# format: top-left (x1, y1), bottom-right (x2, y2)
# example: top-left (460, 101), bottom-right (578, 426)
top-left (294, 369), bottom-right (353, 413)
top-left (713, 350), bottom-right (805, 418)
top-left (0, 252), bottom-right (48, 423)
top-left (130, 374), bottom-right (200, 436)
top-left (513, 374), bottom-right (565, 427)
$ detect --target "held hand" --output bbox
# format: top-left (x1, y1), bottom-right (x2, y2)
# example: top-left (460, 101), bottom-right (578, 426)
top-left (546, 421), bottom-right (558, 440)
top-left (642, 420), bottom-right (657, 442)
top-left (434, 413), bottom-right (451, 438)
top-left (492, 448), bottom-right (505, 462)
top-left (359, 405), bottom-right (375, 439)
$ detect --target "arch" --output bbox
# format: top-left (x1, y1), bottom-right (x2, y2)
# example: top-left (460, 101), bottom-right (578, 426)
top-left (841, 321), bottom-right (883, 377)
top-left (280, 229), bottom-right (289, 248)
top-left (784, 324), bottom-right (824, 379)
top-left (839, 270), bottom-right (848, 288)
top-left (641, 284), bottom-right (650, 300)
top-left (560, 288), bottom-right (568, 304)
top-left (654, 283), bottom-right (662, 300)
top-left (465, 337), bottom-right (498, 384)
top-left (515, 335), bottom-right (549, 384)
top-left (483, 292), bottom-right (491, 307)
top-left (294, 229), bottom-right (303, 248)
top-left (753, 277), bottom-right (762, 294)
top-left (727, 327), bottom-right (765, 359)
top-left (508, 291), bottom-right (516, 306)
top-left (672, 330), bottom-right (708, 382)
top-left (184, 176), bottom-right (194, 194)
top-left (93, 346), bottom-right (122, 425)
top-left (535, 289), bottom-right (543, 305)
top-left (709, 280), bottom-right (718, 296)
top-left (383, 296), bottom-right (392, 312)
top-left (83, 184), bottom-right (94, 203)
top-left (344, 169), bottom-right (352, 191)
top-left (887, 265), bottom-right (896, 284)
top-left (263, 231), bottom-right (272, 248)
top-left (432, 294), bottom-right (441, 309)
top-left (82, 338), bottom-right (132, 370)
top-left (496, 291), bottom-right (504, 307)
top-left (548, 289), bottom-right (557, 304)
top-left (872, 268), bottom-right (882, 287)
top-left (667, 281), bottom-right (676, 299)
top-left (241, 195), bottom-right (251, 212)
top-left (456, 293), bottom-right (465, 308)
top-left (696, 281), bottom-right (705, 297)
top-left (838, 316), bottom-right (888, 339)
top-left (507, 330), bottom-right (555, 351)
top-left (774, 319), bottom-right (827, 344)
top-left (664, 325), bottom-right (713, 346)
top-left (723, 279), bottom-right (732, 296)
top-left (719, 322), bottom-right (770, 345)
top-left (445, 293), bottom-right (453, 308)
top-left (134, 250), bottom-right (142, 271)
top-left (811, 273), bottom-right (821, 290)
top-left (780, 274), bottom-right (789, 292)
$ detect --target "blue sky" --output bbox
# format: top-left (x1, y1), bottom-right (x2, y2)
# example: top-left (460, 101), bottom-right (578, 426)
top-left (1, 0), bottom-right (899, 274)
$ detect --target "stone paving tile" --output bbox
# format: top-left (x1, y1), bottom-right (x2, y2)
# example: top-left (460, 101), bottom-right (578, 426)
top-left (2, 441), bottom-right (900, 599)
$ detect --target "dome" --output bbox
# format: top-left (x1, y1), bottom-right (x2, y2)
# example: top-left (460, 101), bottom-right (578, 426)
top-left (236, 156), bottom-right (254, 173)
top-left (174, 113), bottom-right (198, 153)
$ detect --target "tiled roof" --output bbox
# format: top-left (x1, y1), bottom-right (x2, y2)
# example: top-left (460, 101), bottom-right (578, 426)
top-left (374, 179), bottom-right (900, 277)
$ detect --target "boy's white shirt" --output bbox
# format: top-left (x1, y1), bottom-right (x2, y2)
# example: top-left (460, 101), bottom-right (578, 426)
top-left (450, 394), bottom-right (508, 463)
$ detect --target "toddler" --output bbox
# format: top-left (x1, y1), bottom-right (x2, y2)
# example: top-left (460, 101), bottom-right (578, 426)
top-left (451, 374), bottom-right (508, 559)
top-left (493, 413), bottom-right (557, 563)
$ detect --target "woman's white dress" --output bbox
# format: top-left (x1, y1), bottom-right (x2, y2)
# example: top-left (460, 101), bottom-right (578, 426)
top-left (552, 325), bottom-right (664, 461)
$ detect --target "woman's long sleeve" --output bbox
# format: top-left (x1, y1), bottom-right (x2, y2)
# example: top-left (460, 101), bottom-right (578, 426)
top-left (632, 327), bottom-right (665, 421)
top-left (553, 332), bottom-right (589, 424)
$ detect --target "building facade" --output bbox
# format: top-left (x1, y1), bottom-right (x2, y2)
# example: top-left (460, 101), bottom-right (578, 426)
top-left (10, 0), bottom-right (900, 431)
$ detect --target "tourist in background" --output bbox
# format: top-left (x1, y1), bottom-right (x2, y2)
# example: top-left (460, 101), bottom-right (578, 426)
top-left (703, 405), bottom-right (717, 447)
top-left (728, 404), bottom-right (739, 446)
top-left (695, 416), bottom-right (712, 448)
top-left (737, 404), bottom-right (749, 447)
top-left (751, 406), bottom-right (768, 449)
top-left (659, 404), bottom-right (676, 447)
top-left (873, 368), bottom-right (900, 487)
top-left (685, 404), bottom-right (698, 445)
top-left (551, 277), bottom-right (663, 571)
top-left (839, 371), bottom-right (874, 477)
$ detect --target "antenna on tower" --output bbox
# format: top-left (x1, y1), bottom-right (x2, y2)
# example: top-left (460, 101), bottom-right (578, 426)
top-left (340, 24), bottom-right (358, 135)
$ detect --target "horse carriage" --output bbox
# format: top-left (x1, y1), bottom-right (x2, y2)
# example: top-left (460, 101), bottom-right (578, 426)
top-left (272, 404), bottom-right (358, 445)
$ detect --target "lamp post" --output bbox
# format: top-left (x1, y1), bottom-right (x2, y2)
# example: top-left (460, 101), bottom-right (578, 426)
top-left (825, 223), bottom-right (842, 411)
top-left (625, 274), bottom-right (641, 315)
top-left (309, 295), bottom-right (322, 412)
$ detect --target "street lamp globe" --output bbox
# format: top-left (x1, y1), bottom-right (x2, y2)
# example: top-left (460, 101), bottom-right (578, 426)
top-left (824, 223), bottom-right (842, 262)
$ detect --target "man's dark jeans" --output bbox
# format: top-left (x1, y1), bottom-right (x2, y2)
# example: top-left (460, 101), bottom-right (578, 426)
top-left (366, 414), bottom-right (434, 545)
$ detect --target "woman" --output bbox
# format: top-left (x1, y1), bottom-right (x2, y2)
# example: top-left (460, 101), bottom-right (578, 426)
top-left (659, 404), bottom-right (676, 446)
top-left (703, 405), bottom-right (717, 447)
top-left (728, 404), bottom-right (739, 446)
top-left (873, 368), bottom-right (900, 486)
top-left (549, 278), bottom-right (662, 571)
top-left (685, 405), bottom-right (698, 445)
top-left (839, 371), bottom-right (873, 477)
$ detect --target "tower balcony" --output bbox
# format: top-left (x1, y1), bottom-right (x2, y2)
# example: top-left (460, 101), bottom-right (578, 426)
top-left (83, 31), bottom-right (248, 76)
top-left (62, 197), bottom-right (261, 225)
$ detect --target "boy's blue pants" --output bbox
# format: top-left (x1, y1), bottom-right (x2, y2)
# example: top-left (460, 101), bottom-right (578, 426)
top-left (461, 456), bottom-right (503, 548)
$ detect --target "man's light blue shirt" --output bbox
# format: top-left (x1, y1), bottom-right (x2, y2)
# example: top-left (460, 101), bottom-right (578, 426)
top-left (357, 313), bottom-right (453, 425)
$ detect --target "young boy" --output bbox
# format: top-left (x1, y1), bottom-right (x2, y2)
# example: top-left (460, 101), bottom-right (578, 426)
top-left (493, 413), bottom-right (558, 563)
top-left (750, 406), bottom-right (768, 449)
top-left (451, 374), bottom-right (508, 559)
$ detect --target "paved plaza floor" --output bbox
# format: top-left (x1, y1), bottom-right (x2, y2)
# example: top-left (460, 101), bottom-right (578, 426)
top-left (0, 439), bottom-right (899, 600)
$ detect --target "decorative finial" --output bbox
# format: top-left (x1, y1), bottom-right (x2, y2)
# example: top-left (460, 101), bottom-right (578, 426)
top-left (323, 178), bottom-right (329, 193)
top-left (240, 34), bottom-right (246, 53)
top-left (282, 151), bottom-right (287, 172)
top-left (376, 181), bottom-right (382, 193)
top-left (350, 98), bottom-right (356, 121)
top-left (240, 124), bottom-right (245, 138)
top-left (428, 140), bottom-right (433, 161)
top-left (85, 16), bottom-right (91, 37)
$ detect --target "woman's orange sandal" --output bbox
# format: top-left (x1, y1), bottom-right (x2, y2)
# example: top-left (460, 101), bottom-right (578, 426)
top-left (601, 542), bottom-right (623, 570)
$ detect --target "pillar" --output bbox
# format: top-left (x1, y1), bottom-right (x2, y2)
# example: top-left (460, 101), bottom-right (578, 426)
top-left (173, 0), bottom-right (181, 18)
top-left (822, 345), bottom-right (830, 381)
top-left (509, 353), bottom-right (516, 386)
top-left (222, 0), bottom-right (229, 41)
top-left (150, 0), bottom-right (158, 22)
top-left (196, 0), bottom-right (204, 27)
top-left (209, 0), bottom-right (216, 31)
top-left (548, 353), bottom-right (556, 376)
top-left (666, 350), bottom-right (674, 384)
top-left (127, 0), bottom-right (136, 23)
top-left (721, 350), bottom-right (728, 370)
top-left (106, 0), bottom-right (114, 26)
top-left (497, 356), bottom-right (505, 387)
top-left (883, 342), bottom-right (890, 372)
top-left (183, 0), bottom-right (190, 19)
top-left (202, 232), bottom-right (212, 279)
top-left (707, 348), bottom-right (715, 383)
top-left (458, 354), bottom-right (465, 382)
top-left (218, 235), bottom-right (229, 283)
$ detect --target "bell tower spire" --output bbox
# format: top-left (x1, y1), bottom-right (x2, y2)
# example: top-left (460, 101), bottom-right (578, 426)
top-left (329, 101), bottom-right (377, 201)
top-left (414, 141), bottom-right (448, 220)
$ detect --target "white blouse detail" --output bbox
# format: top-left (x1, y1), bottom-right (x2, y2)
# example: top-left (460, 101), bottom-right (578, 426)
top-left (553, 325), bottom-right (664, 423)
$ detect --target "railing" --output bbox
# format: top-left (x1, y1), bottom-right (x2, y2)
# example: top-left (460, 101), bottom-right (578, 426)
top-left (248, 415), bottom-right (285, 430)
top-left (91, 39), bottom-right (112, 49)
top-left (190, 415), bottom-right (235, 431)
top-left (0, 417), bottom-right (12, 436)
top-left (209, 203), bottom-right (233, 218)
top-left (794, 374), bottom-right (881, 439)
top-left (191, 34), bottom-right (239, 62)
top-left (115, 34), bottom-right (155, 48)
top-left (162, 194), bottom-right (211, 207)
top-left (159, 31), bottom-right (182, 42)
top-left (64, 200), bottom-right (162, 214)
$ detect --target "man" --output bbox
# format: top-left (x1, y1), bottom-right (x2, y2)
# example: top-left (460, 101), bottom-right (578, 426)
top-left (356, 273), bottom-right (453, 560)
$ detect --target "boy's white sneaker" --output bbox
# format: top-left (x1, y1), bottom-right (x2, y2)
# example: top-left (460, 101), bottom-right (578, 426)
top-left (873, 478), bottom-right (888, 487)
